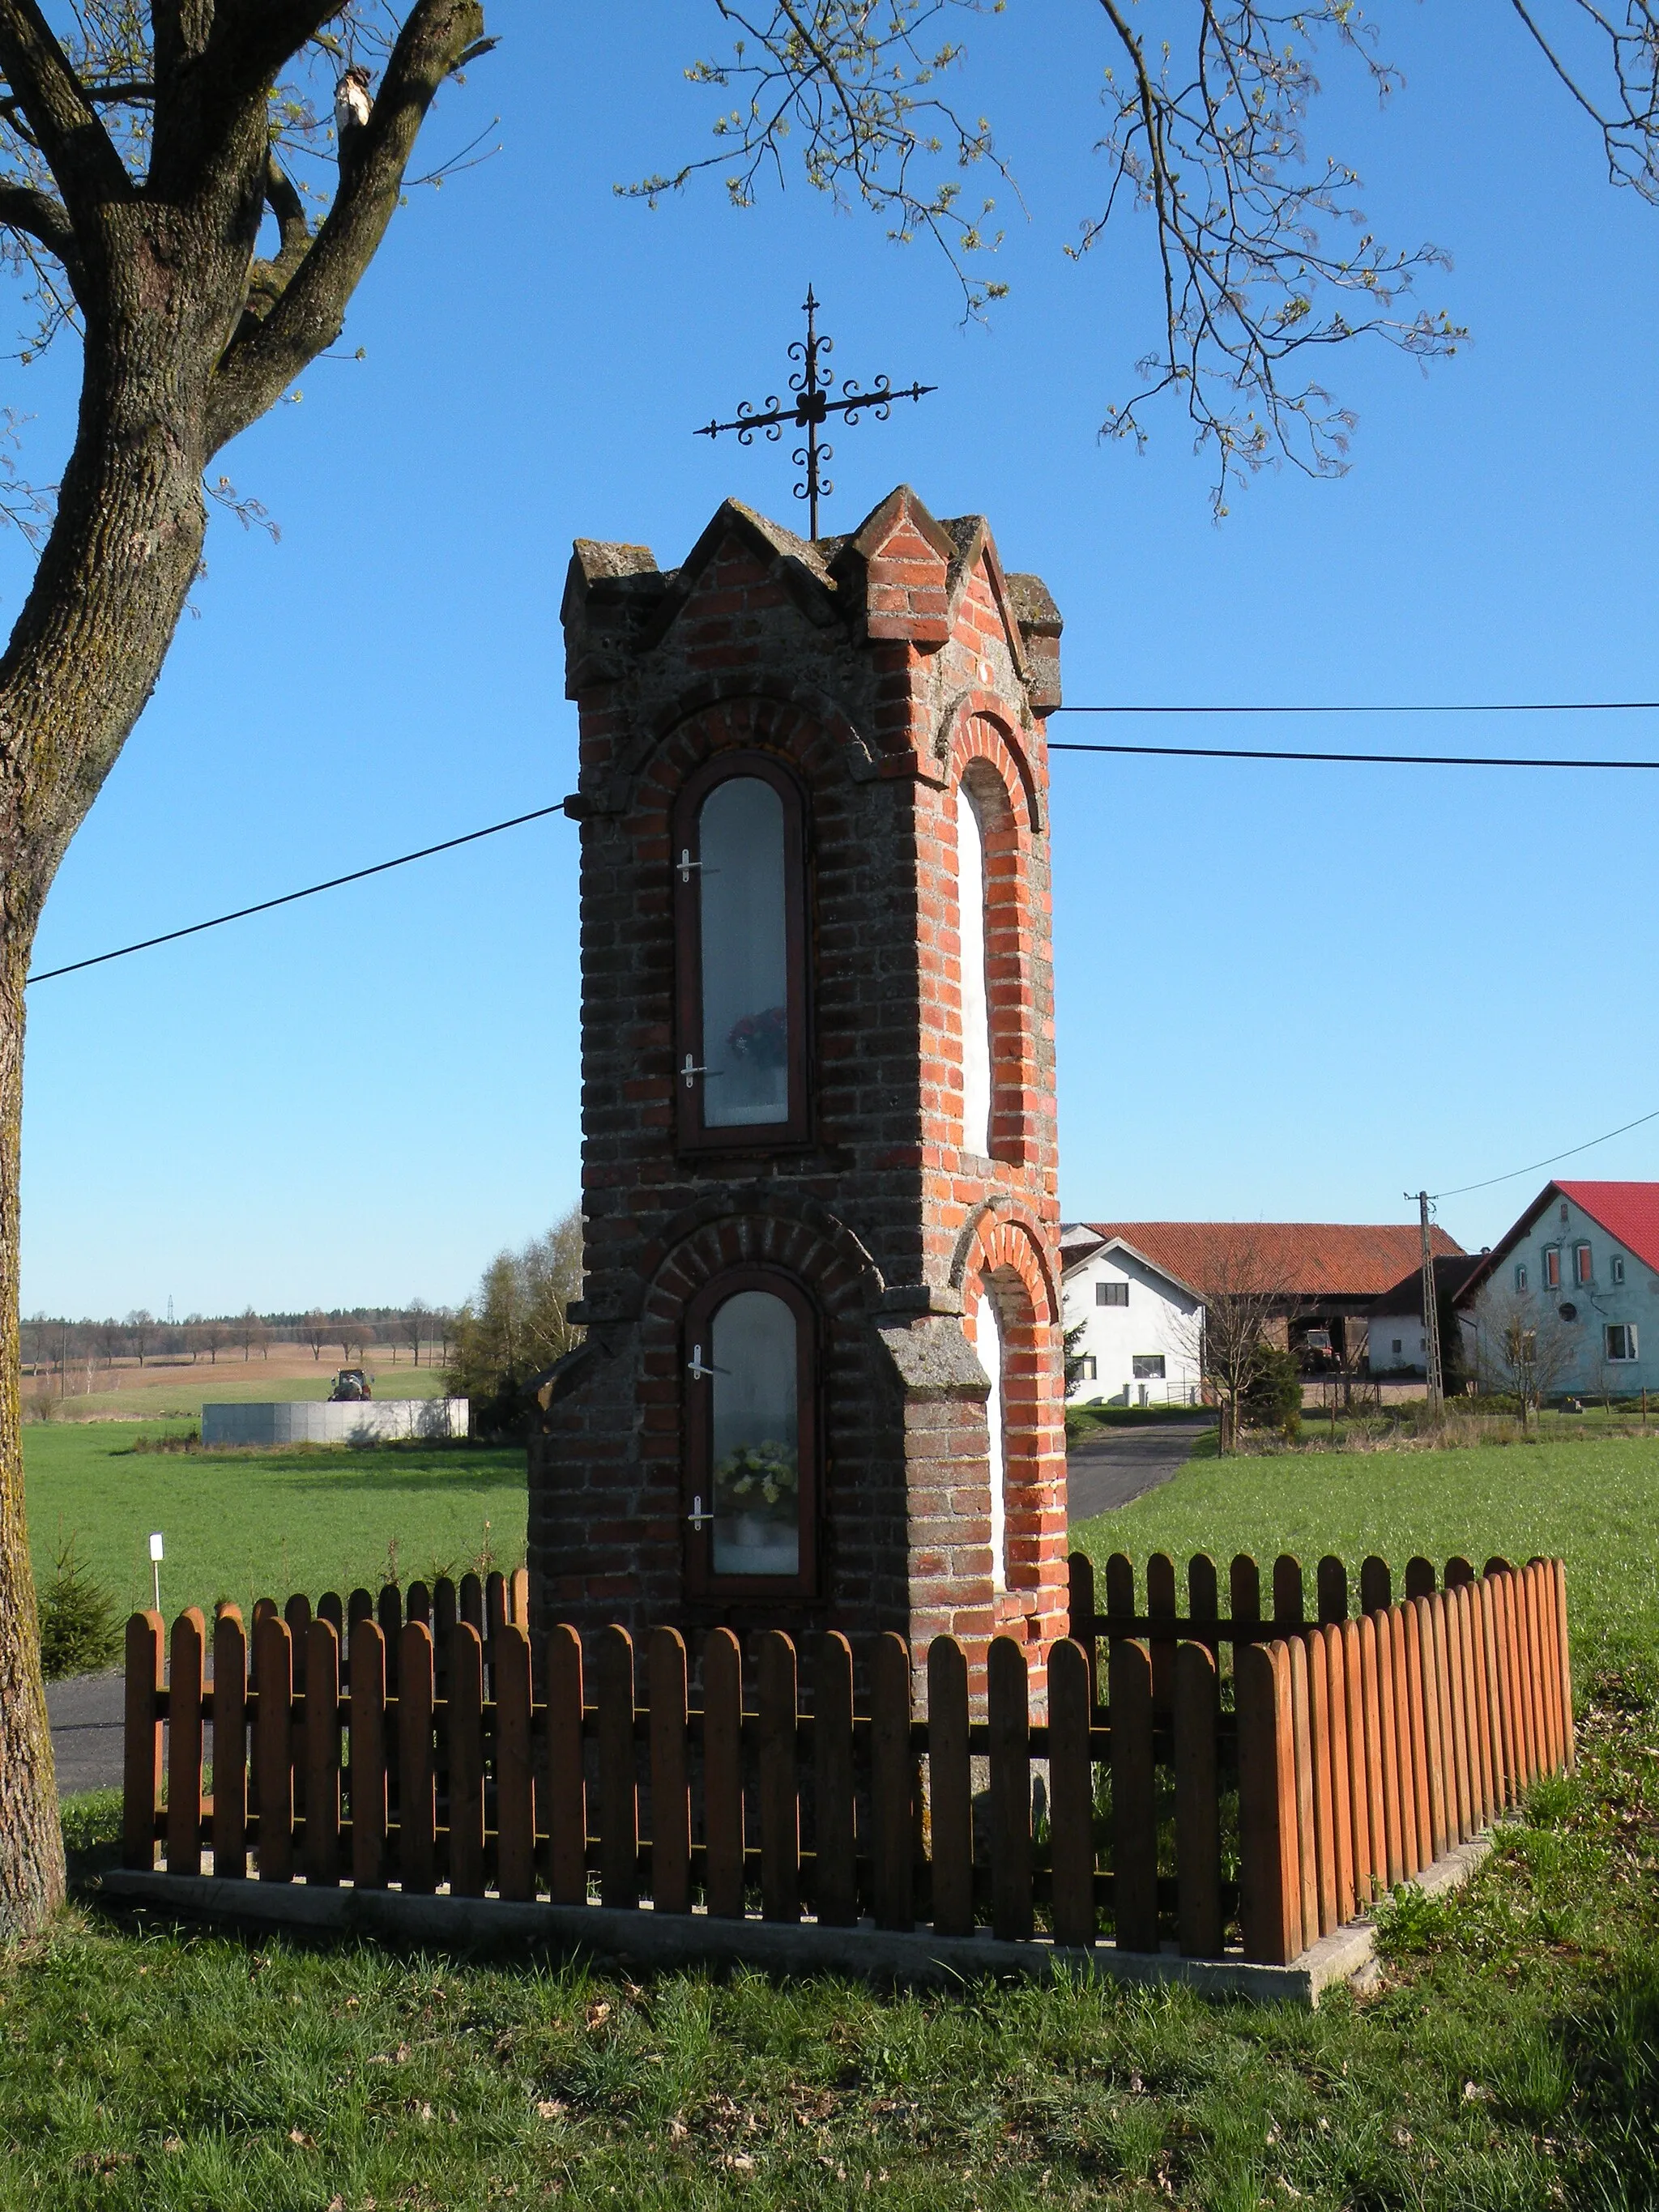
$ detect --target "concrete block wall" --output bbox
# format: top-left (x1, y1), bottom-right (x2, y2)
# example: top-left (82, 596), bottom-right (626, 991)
top-left (201, 1400), bottom-right (469, 1447)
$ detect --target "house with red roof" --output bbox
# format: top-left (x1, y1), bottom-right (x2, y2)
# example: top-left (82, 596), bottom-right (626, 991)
top-left (1456, 1182), bottom-right (1659, 1396)
top-left (1060, 1219), bottom-right (1466, 1404)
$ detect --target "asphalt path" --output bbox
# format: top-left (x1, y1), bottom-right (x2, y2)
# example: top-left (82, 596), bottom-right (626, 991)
top-left (47, 1670), bottom-right (126, 1796)
top-left (1065, 1413), bottom-right (1212, 1525)
top-left (48, 1421), bottom-right (1213, 1792)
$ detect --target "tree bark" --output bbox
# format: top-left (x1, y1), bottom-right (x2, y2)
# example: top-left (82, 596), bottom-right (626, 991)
top-left (0, 940), bottom-right (58, 1932)
top-left (0, 0), bottom-right (486, 1938)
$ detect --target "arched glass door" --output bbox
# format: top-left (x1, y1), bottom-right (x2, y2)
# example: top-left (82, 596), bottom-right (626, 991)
top-left (684, 1268), bottom-right (818, 1595)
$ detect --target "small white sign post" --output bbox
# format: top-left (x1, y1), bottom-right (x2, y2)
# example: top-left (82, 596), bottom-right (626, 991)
top-left (148, 1531), bottom-right (164, 1615)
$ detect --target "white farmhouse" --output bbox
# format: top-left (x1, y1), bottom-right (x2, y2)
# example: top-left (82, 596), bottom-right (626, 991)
top-left (1366, 1255), bottom-right (1486, 1380)
top-left (1059, 1225), bottom-right (1204, 1405)
top-left (1460, 1180), bottom-right (1659, 1397)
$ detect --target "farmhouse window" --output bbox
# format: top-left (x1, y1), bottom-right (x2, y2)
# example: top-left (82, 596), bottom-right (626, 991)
top-left (1606, 1323), bottom-right (1639, 1362)
top-left (1612, 1255), bottom-right (1627, 1285)
top-left (674, 757), bottom-right (810, 1149)
top-left (1096, 1281), bottom-right (1128, 1306)
top-left (1543, 1248), bottom-right (1562, 1290)
top-left (1077, 1353), bottom-right (1098, 1382)
top-left (1574, 1242), bottom-right (1593, 1285)
top-left (684, 1269), bottom-right (817, 1596)
top-left (1515, 1264), bottom-right (1528, 1293)
top-left (1132, 1354), bottom-right (1166, 1380)
top-left (1392, 1338), bottom-right (1403, 1355)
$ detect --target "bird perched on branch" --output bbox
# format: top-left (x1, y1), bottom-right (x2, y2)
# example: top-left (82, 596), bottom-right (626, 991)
top-left (334, 66), bottom-right (373, 180)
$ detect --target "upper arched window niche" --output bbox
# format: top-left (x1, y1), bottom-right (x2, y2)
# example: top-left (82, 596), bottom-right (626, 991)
top-left (674, 754), bottom-right (810, 1149)
top-left (956, 780), bottom-right (992, 1157)
top-left (953, 752), bottom-right (1026, 1163)
top-left (683, 1267), bottom-right (819, 1597)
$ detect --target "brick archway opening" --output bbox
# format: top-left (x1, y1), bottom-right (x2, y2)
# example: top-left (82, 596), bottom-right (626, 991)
top-left (953, 721), bottom-right (1036, 1166)
top-left (962, 1215), bottom-right (1066, 1643)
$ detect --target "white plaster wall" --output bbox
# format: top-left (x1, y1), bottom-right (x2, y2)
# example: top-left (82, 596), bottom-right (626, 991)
top-left (1060, 1247), bottom-right (1203, 1404)
top-left (1469, 1191), bottom-right (1659, 1396)
top-left (1367, 1305), bottom-right (1479, 1380)
top-left (201, 1399), bottom-right (470, 1447)
top-left (972, 1289), bottom-right (1007, 1590)
top-left (1369, 1307), bottom-right (1427, 1374)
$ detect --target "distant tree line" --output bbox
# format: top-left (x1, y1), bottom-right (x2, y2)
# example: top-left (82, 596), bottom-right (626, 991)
top-left (21, 1303), bottom-right (457, 1385)
top-left (444, 1209), bottom-right (584, 1439)
top-left (24, 1204), bottom-right (589, 1437)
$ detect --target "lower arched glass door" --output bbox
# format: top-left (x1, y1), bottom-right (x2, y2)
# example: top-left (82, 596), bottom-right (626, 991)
top-left (685, 1269), bottom-right (817, 1596)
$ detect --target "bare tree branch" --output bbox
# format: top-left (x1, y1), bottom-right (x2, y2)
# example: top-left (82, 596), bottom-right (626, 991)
top-left (649, 2), bottom-right (1475, 508)
top-left (624, 0), bottom-right (1013, 315)
top-left (205, 0), bottom-right (486, 450)
top-left (1508, 0), bottom-right (1659, 199)
top-left (0, 0), bottom-right (132, 213)
top-left (1080, 0), bottom-right (1462, 514)
top-left (0, 176), bottom-right (74, 265)
top-left (0, 403), bottom-right (51, 544)
top-left (240, 152), bottom-right (311, 326)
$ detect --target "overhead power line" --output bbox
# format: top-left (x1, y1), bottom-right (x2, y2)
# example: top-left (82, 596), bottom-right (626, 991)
top-left (25, 801), bottom-right (569, 986)
top-left (28, 709), bottom-right (1659, 988)
top-left (1049, 739), bottom-right (1659, 769)
top-left (1429, 1106), bottom-right (1659, 1203)
top-left (1052, 698), bottom-right (1659, 716)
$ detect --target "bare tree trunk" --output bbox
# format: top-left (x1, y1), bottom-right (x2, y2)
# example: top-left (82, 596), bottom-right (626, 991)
top-left (0, 206), bottom-right (220, 1928)
top-left (0, 0), bottom-right (484, 1938)
top-left (0, 948), bottom-right (59, 1930)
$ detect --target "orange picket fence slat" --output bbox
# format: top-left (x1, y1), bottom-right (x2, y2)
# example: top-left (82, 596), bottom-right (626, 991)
top-left (122, 1557), bottom-right (1573, 1972)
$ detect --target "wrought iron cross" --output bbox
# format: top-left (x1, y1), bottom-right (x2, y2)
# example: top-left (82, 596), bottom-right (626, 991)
top-left (694, 287), bottom-right (934, 540)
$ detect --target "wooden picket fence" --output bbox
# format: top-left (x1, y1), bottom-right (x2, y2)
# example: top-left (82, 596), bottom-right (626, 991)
top-left (122, 1550), bottom-right (1573, 1969)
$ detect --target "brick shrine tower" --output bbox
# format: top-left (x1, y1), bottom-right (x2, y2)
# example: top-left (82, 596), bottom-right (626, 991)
top-left (528, 486), bottom-right (1067, 1684)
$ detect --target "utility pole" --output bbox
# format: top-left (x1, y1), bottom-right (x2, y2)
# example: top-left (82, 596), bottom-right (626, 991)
top-left (1410, 1189), bottom-right (1445, 1419)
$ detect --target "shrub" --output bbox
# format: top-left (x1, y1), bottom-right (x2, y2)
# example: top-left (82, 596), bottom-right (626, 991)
top-left (1241, 1343), bottom-right (1302, 1439)
top-left (36, 1538), bottom-right (122, 1679)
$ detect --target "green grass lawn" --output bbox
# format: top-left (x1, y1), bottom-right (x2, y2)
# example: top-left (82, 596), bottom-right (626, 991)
top-left (5, 1438), bottom-right (1657, 2208)
top-left (23, 1422), bottom-right (527, 1622)
top-left (1073, 1434), bottom-right (1659, 1679)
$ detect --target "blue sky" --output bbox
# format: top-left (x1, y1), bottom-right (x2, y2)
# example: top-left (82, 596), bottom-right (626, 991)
top-left (16, 4), bottom-right (1659, 1318)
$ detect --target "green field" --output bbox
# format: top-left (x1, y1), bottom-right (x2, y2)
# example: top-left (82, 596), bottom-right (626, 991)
top-left (1073, 1432), bottom-right (1659, 1680)
top-left (23, 1422), bottom-right (527, 1622)
top-left (6, 1434), bottom-right (1657, 2206)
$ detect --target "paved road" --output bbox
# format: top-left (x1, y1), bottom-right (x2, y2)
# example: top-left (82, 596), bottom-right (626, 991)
top-left (49, 1422), bottom-right (1211, 1790)
top-left (48, 1669), bottom-right (125, 1795)
top-left (1066, 1414), bottom-right (1211, 1524)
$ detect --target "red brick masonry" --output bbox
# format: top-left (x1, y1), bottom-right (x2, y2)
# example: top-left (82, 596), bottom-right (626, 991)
top-left (531, 487), bottom-right (1067, 1697)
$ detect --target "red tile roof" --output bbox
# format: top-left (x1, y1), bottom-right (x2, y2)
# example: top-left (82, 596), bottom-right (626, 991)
top-left (1081, 1221), bottom-right (1465, 1301)
top-left (1551, 1183), bottom-right (1659, 1272)
top-left (1456, 1182), bottom-right (1659, 1303)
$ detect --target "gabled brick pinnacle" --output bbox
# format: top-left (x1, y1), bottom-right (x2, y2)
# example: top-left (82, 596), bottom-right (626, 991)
top-left (834, 484), bottom-right (957, 645)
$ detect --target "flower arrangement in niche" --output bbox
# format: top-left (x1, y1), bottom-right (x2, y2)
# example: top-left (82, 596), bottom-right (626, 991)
top-left (714, 1440), bottom-right (799, 1515)
top-left (727, 1004), bottom-right (788, 1071)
